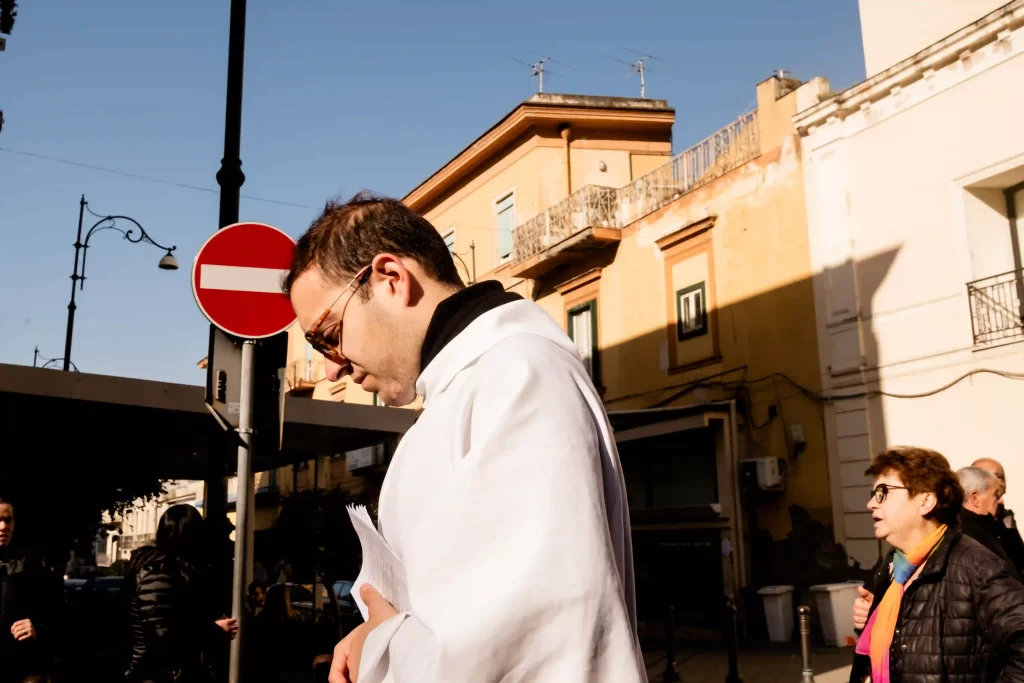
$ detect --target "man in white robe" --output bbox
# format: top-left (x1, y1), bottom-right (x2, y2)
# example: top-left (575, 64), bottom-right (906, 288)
top-left (286, 192), bottom-right (646, 683)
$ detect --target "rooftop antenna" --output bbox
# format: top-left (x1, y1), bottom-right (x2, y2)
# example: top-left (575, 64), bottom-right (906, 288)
top-left (511, 55), bottom-right (572, 94)
top-left (617, 48), bottom-right (676, 99)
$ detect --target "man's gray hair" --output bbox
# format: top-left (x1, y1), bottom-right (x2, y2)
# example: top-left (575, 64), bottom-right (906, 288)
top-left (958, 466), bottom-right (996, 496)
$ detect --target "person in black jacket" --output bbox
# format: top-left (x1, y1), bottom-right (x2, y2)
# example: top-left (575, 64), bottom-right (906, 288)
top-left (124, 505), bottom-right (238, 683)
top-left (0, 497), bottom-right (51, 683)
top-left (974, 458), bottom-right (1024, 573)
top-left (850, 446), bottom-right (1024, 683)
top-left (957, 466), bottom-right (1022, 581)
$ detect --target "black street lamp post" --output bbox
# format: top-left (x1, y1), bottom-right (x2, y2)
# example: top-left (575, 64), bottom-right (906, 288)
top-left (64, 195), bottom-right (178, 371)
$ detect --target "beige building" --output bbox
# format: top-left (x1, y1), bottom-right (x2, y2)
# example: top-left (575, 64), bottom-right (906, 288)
top-left (282, 82), bottom-right (848, 634)
top-left (796, 1), bottom-right (1024, 568)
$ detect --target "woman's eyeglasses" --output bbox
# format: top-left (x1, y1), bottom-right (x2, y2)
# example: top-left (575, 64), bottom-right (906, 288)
top-left (870, 484), bottom-right (908, 504)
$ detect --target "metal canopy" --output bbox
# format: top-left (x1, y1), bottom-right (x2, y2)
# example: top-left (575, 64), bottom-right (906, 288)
top-left (0, 364), bottom-right (417, 481)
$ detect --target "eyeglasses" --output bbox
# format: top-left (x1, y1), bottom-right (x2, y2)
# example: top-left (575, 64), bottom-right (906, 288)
top-left (304, 265), bottom-right (372, 363)
top-left (870, 484), bottom-right (908, 504)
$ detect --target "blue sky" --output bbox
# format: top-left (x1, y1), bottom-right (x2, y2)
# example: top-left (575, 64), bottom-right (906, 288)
top-left (0, 0), bottom-right (865, 385)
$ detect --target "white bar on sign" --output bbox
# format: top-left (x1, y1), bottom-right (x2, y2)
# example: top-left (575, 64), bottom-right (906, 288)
top-left (200, 265), bottom-right (289, 294)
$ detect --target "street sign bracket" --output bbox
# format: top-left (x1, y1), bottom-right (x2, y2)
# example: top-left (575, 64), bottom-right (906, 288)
top-left (204, 401), bottom-right (250, 450)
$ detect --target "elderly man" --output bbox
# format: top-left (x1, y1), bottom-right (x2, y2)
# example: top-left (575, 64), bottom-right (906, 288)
top-left (974, 457), bottom-right (1024, 572)
top-left (957, 467), bottom-right (1020, 579)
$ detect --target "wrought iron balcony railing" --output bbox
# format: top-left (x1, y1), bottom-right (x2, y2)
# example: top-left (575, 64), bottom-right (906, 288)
top-left (510, 109), bottom-right (761, 265)
top-left (285, 358), bottom-right (317, 392)
top-left (512, 185), bottom-right (620, 263)
top-left (617, 109), bottom-right (760, 226)
top-left (968, 270), bottom-right (1024, 346)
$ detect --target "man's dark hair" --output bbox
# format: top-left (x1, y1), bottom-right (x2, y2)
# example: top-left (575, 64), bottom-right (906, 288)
top-left (284, 191), bottom-right (463, 296)
top-left (866, 446), bottom-right (964, 526)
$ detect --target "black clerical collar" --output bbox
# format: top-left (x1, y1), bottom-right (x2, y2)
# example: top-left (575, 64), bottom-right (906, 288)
top-left (419, 281), bottom-right (522, 373)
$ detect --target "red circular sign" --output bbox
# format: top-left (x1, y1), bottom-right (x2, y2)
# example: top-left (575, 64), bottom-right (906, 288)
top-left (191, 222), bottom-right (297, 339)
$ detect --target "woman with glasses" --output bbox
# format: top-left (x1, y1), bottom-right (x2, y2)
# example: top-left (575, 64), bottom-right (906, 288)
top-left (850, 446), bottom-right (1024, 683)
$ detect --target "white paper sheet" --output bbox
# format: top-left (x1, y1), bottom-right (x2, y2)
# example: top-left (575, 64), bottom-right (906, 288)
top-left (347, 504), bottom-right (411, 621)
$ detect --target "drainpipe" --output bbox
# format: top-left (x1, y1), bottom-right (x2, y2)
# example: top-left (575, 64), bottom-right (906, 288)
top-left (559, 124), bottom-right (572, 196)
top-left (729, 399), bottom-right (746, 590)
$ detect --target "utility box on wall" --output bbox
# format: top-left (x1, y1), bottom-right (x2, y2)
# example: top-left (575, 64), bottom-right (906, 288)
top-left (740, 457), bottom-right (786, 492)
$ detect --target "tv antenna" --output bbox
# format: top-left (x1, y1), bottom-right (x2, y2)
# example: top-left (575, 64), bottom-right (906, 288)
top-left (512, 55), bottom-right (572, 94)
top-left (616, 48), bottom-right (675, 99)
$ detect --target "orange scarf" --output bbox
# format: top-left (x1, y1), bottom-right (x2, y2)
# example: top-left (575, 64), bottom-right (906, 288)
top-left (854, 524), bottom-right (947, 682)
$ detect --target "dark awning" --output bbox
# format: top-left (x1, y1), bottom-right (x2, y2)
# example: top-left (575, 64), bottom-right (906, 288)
top-left (0, 364), bottom-right (417, 481)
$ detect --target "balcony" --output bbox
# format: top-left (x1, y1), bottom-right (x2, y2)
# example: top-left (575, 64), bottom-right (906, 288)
top-left (618, 109), bottom-right (760, 226)
top-left (968, 270), bottom-right (1024, 346)
top-left (509, 110), bottom-right (760, 280)
top-left (510, 185), bottom-right (622, 279)
top-left (286, 358), bottom-right (317, 395)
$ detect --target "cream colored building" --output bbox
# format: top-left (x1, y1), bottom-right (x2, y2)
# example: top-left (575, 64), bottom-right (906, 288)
top-left (100, 479), bottom-right (205, 565)
top-left (796, 1), bottom-right (1024, 569)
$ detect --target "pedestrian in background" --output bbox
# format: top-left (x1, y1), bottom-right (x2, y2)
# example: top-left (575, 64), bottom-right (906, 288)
top-left (851, 446), bottom-right (1024, 683)
top-left (124, 504), bottom-right (238, 683)
top-left (973, 457), bottom-right (1024, 571)
top-left (957, 466), bottom-right (1021, 580)
top-left (0, 496), bottom-right (52, 683)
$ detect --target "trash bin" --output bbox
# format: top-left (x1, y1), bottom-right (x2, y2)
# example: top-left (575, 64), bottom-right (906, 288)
top-left (810, 581), bottom-right (864, 647)
top-left (757, 585), bottom-right (794, 643)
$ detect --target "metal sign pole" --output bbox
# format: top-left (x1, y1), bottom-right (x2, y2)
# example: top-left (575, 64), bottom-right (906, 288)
top-left (228, 339), bottom-right (255, 683)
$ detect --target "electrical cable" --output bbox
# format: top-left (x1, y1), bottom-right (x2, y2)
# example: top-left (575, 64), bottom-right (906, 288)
top-left (0, 147), bottom-right (317, 209)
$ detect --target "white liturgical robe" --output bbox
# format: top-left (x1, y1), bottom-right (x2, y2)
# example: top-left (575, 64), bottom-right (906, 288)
top-left (356, 296), bottom-right (647, 683)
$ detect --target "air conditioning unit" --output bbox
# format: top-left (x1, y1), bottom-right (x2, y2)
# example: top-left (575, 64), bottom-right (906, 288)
top-left (740, 457), bottom-right (786, 492)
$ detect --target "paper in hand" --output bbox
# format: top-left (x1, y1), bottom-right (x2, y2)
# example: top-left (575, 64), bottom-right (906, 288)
top-left (347, 504), bottom-right (411, 621)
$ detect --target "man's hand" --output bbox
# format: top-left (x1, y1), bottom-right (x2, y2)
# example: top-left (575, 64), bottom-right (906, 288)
top-left (329, 584), bottom-right (399, 683)
top-left (11, 619), bottom-right (36, 641)
top-left (215, 617), bottom-right (239, 640)
top-left (853, 586), bottom-right (873, 630)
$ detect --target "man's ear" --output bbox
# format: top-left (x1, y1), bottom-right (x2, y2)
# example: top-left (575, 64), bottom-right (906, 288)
top-left (370, 253), bottom-right (413, 304)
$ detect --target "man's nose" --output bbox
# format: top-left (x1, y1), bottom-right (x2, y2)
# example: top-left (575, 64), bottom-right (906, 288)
top-left (324, 358), bottom-right (351, 382)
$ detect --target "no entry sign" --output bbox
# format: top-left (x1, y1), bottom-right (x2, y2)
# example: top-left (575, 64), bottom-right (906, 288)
top-left (192, 222), bottom-right (297, 339)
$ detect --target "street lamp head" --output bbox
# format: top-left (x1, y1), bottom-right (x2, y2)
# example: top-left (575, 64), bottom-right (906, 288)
top-left (158, 251), bottom-right (179, 270)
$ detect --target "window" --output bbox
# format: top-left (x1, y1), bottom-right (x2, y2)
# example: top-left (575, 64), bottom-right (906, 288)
top-left (443, 230), bottom-right (455, 254)
top-left (567, 300), bottom-right (598, 382)
top-left (676, 282), bottom-right (708, 341)
top-left (495, 193), bottom-right (515, 261)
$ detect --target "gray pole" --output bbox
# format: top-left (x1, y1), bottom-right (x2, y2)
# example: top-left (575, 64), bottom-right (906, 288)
top-left (799, 606), bottom-right (814, 683)
top-left (228, 339), bottom-right (256, 683)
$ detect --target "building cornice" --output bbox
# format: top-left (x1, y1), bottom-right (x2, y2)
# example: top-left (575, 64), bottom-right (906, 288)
top-left (794, 0), bottom-right (1024, 134)
top-left (404, 95), bottom-right (675, 213)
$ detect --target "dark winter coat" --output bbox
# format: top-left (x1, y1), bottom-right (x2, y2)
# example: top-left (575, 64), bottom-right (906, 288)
top-left (850, 525), bottom-right (1024, 683)
top-left (960, 509), bottom-right (1022, 582)
top-left (0, 548), bottom-right (52, 683)
top-left (124, 546), bottom-right (220, 682)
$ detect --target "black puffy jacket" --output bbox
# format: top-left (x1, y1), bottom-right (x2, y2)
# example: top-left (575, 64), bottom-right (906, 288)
top-left (124, 546), bottom-right (219, 681)
top-left (850, 526), bottom-right (1024, 683)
